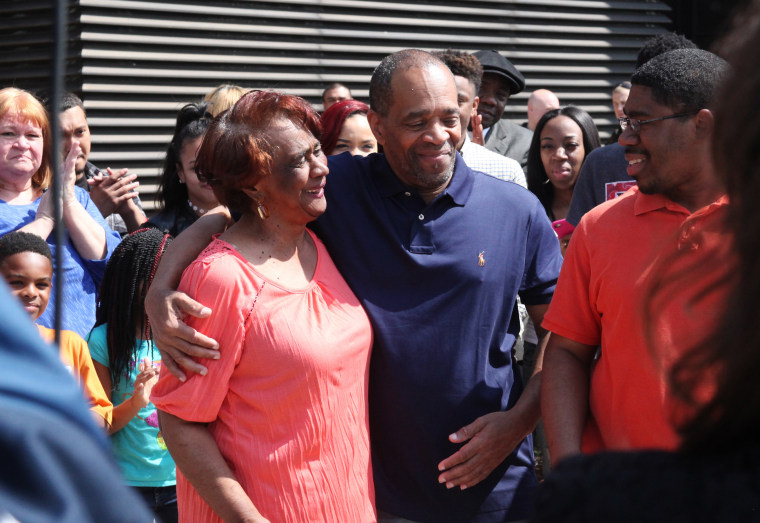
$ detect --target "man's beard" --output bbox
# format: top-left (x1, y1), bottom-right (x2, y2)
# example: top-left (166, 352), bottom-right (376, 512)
top-left (408, 149), bottom-right (455, 190)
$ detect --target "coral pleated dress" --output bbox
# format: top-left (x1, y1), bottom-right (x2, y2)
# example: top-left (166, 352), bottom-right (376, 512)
top-left (152, 231), bottom-right (375, 522)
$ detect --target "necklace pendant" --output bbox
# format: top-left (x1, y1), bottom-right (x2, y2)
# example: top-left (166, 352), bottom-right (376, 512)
top-left (188, 199), bottom-right (207, 215)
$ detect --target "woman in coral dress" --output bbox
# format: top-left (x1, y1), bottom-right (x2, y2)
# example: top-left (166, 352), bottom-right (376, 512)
top-left (151, 91), bottom-right (375, 522)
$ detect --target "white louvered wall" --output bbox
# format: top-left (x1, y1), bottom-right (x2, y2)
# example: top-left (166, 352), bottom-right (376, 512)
top-left (0, 0), bottom-right (672, 212)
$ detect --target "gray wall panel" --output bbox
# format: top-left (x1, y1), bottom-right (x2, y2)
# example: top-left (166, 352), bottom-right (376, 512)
top-left (1, 0), bottom-right (672, 212)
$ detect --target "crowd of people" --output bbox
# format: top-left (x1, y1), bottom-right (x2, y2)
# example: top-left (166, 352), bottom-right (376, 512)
top-left (1, 1), bottom-right (759, 521)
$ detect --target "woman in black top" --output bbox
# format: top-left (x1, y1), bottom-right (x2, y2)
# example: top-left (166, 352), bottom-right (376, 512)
top-left (149, 102), bottom-right (219, 236)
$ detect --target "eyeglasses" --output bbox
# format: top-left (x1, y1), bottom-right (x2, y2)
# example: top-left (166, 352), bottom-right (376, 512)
top-left (618, 112), bottom-right (698, 133)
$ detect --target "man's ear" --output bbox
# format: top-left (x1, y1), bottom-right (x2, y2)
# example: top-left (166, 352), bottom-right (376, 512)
top-left (367, 109), bottom-right (386, 147)
top-left (693, 108), bottom-right (714, 140)
top-left (472, 96), bottom-right (479, 118)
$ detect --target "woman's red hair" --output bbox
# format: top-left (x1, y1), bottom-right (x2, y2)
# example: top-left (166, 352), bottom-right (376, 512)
top-left (195, 90), bottom-right (321, 213)
top-left (320, 99), bottom-right (370, 155)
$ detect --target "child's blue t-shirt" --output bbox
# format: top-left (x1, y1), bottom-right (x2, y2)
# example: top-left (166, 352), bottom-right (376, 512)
top-left (87, 323), bottom-right (176, 487)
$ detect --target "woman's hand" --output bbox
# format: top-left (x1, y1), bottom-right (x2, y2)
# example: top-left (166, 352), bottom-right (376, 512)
top-left (21, 186), bottom-right (56, 239)
top-left (61, 140), bottom-right (81, 204)
top-left (24, 141), bottom-right (80, 226)
top-left (15, 144), bottom-right (81, 239)
top-left (144, 209), bottom-right (232, 380)
top-left (56, 139), bottom-right (113, 260)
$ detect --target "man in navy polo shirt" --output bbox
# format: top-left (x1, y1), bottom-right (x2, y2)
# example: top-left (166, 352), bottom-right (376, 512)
top-left (146, 49), bottom-right (562, 522)
top-left (314, 50), bottom-right (561, 522)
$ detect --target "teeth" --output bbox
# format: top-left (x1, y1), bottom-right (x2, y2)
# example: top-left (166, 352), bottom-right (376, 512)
top-left (629, 158), bottom-right (644, 165)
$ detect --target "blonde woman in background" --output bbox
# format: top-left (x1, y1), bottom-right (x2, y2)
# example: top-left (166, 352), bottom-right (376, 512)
top-left (203, 84), bottom-right (247, 117)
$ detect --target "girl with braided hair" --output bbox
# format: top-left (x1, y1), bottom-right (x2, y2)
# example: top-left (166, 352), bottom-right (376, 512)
top-left (87, 227), bottom-right (178, 523)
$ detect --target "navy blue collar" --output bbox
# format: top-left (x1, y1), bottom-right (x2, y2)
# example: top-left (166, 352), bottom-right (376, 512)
top-left (372, 152), bottom-right (475, 207)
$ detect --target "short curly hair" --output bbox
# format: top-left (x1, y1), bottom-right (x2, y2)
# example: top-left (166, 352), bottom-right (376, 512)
top-left (36, 90), bottom-right (84, 115)
top-left (635, 32), bottom-right (698, 69)
top-left (0, 231), bottom-right (52, 266)
top-left (195, 90), bottom-right (321, 214)
top-left (433, 49), bottom-right (483, 94)
top-left (369, 49), bottom-right (445, 116)
top-left (632, 48), bottom-right (727, 112)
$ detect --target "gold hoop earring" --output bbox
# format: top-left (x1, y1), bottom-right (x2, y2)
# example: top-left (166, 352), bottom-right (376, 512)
top-left (256, 200), bottom-right (269, 220)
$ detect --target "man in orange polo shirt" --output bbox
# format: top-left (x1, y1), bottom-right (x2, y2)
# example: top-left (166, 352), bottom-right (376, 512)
top-left (540, 48), bottom-right (730, 464)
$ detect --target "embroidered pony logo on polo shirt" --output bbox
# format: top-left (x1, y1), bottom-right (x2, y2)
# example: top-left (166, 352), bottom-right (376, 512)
top-left (478, 251), bottom-right (485, 267)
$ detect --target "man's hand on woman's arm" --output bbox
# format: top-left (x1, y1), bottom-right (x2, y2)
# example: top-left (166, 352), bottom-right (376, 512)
top-left (145, 207), bottom-right (231, 381)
